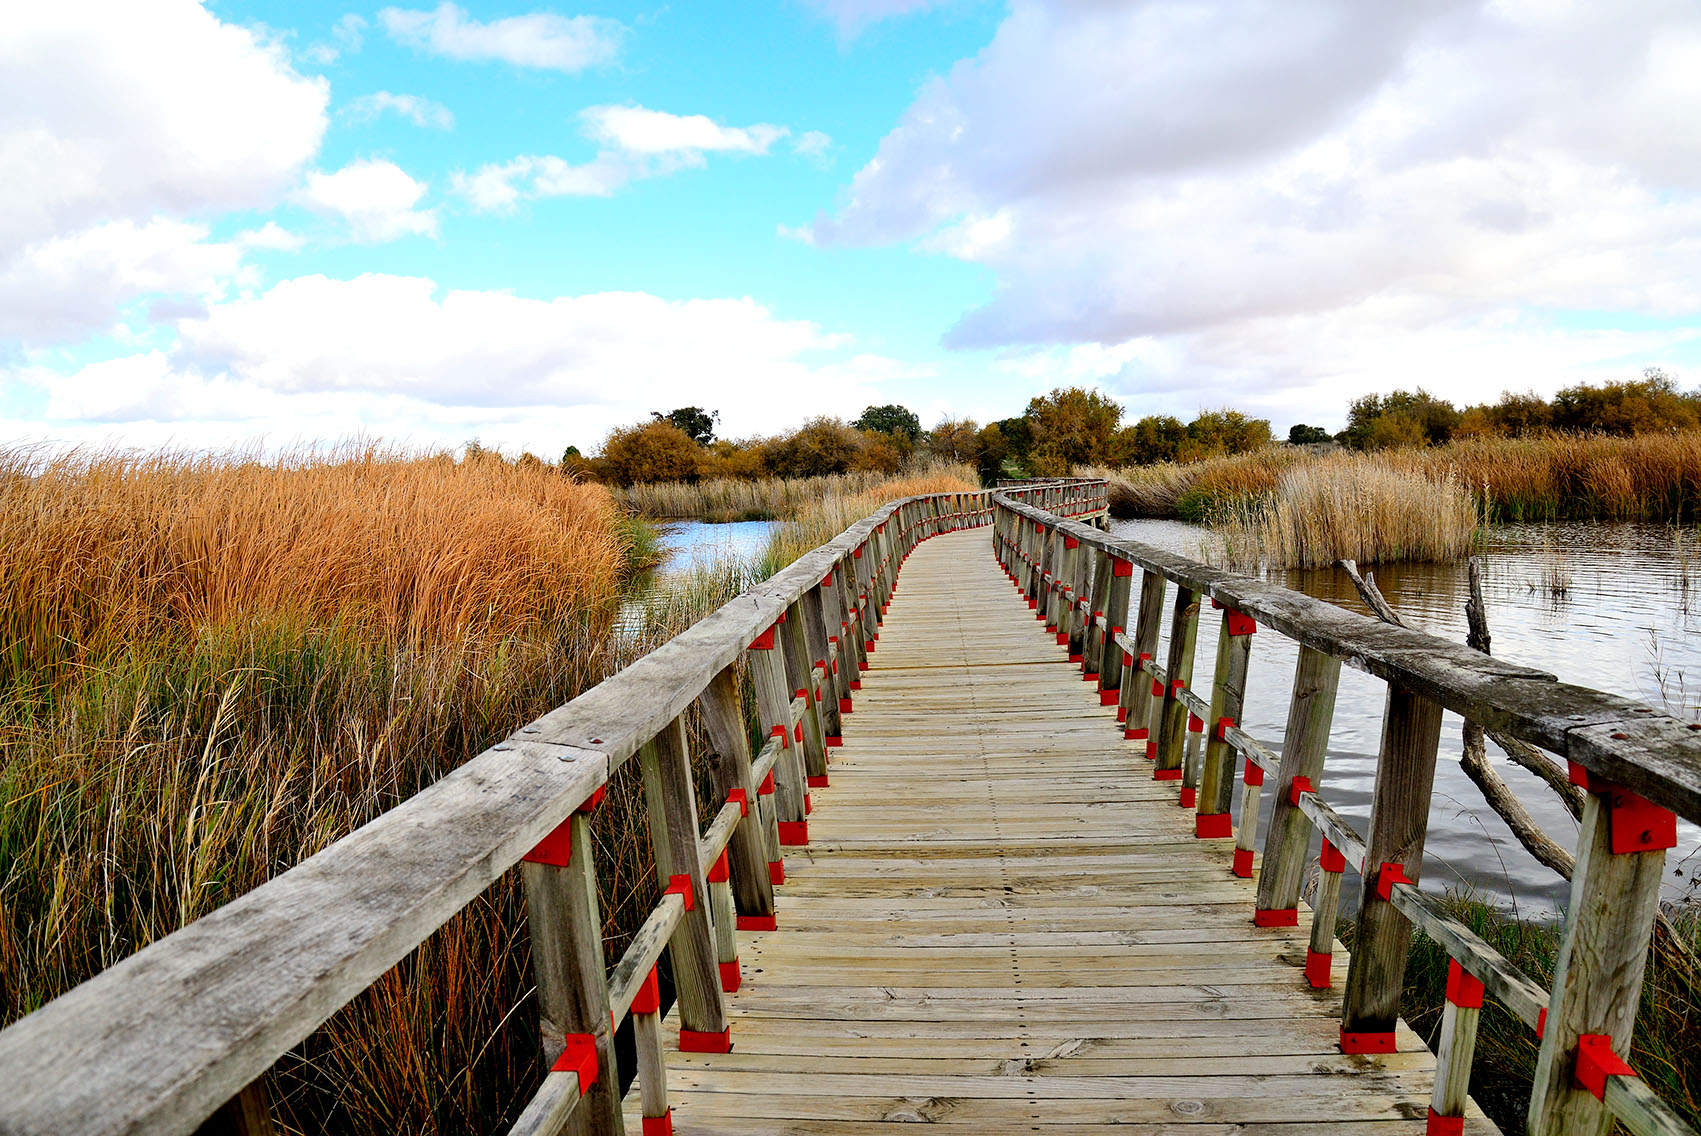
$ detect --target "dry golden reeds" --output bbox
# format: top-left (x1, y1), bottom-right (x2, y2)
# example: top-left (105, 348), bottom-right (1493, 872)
top-left (615, 469), bottom-right (930, 522)
top-left (757, 462), bottom-right (982, 571)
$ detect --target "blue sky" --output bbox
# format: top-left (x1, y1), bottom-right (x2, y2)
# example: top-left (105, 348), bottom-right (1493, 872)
top-left (5, 1), bottom-right (1701, 455)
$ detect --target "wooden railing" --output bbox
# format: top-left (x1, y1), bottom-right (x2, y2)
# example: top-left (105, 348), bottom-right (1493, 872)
top-left (993, 491), bottom-right (1700, 1136)
top-left (0, 485), bottom-right (1110, 1136)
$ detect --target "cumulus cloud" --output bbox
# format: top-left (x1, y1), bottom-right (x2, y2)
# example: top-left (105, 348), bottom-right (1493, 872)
top-left (0, 1), bottom-right (327, 345)
top-left (808, 0), bottom-right (1701, 409)
top-left (453, 106), bottom-right (802, 211)
top-left (378, 3), bottom-right (624, 72)
top-left (341, 91), bottom-right (455, 129)
top-left (296, 159), bottom-right (438, 242)
top-left (8, 273), bottom-right (920, 451)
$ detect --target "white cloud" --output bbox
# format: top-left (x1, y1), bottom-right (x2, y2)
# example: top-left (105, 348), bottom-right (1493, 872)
top-left (342, 91), bottom-right (455, 129)
top-left (237, 222), bottom-right (306, 252)
top-left (0, 219), bottom-right (240, 344)
top-left (8, 273), bottom-right (921, 451)
top-left (808, 0), bottom-right (1701, 412)
top-left (296, 160), bottom-right (438, 242)
top-left (305, 13), bottom-right (369, 63)
top-left (581, 105), bottom-right (787, 156)
top-left (378, 3), bottom-right (624, 72)
top-left (449, 154), bottom-right (628, 211)
top-left (0, 2), bottom-right (327, 346)
top-left (453, 106), bottom-right (811, 212)
top-left (793, 130), bottom-right (833, 161)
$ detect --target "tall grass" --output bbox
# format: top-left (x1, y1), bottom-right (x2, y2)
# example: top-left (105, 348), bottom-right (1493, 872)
top-left (1213, 457), bottom-right (1480, 569)
top-left (617, 469), bottom-right (933, 522)
top-left (0, 444), bottom-right (663, 1133)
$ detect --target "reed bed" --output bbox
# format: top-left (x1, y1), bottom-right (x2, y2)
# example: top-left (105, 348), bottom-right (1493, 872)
top-left (617, 469), bottom-right (922, 522)
top-left (1212, 457), bottom-right (1480, 569)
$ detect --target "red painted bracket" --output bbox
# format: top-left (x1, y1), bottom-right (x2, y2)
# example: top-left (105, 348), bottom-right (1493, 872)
top-left (679, 1028), bottom-right (733, 1053)
top-left (642, 1109), bottom-right (675, 1136)
top-left (707, 850), bottom-right (729, 884)
top-left (1254, 907), bottom-right (1298, 927)
top-left (522, 818), bottom-right (574, 867)
top-left (1243, 759), bottom-right (1264, 787)
top-left (840, 697), bottom-right (853, 714)
top-left (1116, 707), bottom-right (1128, 723)
top-left (1179, 787), bottom-right (1196, 808)
top-left (1122, 651), bottom-right (1134, 667)
top-left (768, 859), bottom-right (785, 884)
top-left (1145, 739), bottom-right (1159, 760)
top-left (552, 1033), bottom-right (600, 1093)
top-left (1154, 767), bottom-right (1182, 781)
top-left (778, 820), bottom-right (809, 846)
top-left (822, 570), bottom-right (834, 587)
top-left (749, 626), bottom-right (776, 650)
top-left (1288, 776), bottom-right (1314, 806)
top-left (803, 793), bottom-right (812, 815)
top-left (1170, 678), bottom-right (1186, 695)
top-left (738, 913), bottom-right (777, 931)
top-left (850, 680), bottom-right (862, 691)
top-left (631, 964), bottom-right (661, 1015)
top-left (758, 770), bottom-right (775, 795)
top-left (1151, 679), bottom-right (1164, 697)
top-left (719, 960), bottom-right (741, 993)
top-left (1376, 862), bottom-right (1413, 901)
top-left (1567, 761), bottom-right (1677, 853)
top-left (1320, 838), bottom-right (1346, 873)
top-left (664, 874), bottom-right (696, 912)
top-left (1196, 812), bottom-right (1232, 839)
top-left (1426, 1108), bottom-right (1464, 1136)
top-left (824, 734), bottom-right (844, 748)
top-left (1187, 713), bottom-right (1204, 733)
top-left (726, 788), bottom-right (749, 817)
top-left (807, 774), bottom-right (830, 788)
top-left (1213, 716), bottom-right (1233, 741)
top-left (1224, 610), bottom-right (1256, 636)
top-left (1445, 960), bottom-right (1484, 1009)
top-left (576, 785), bottom-right (607, 814)
top-left (1305, 949), bottom-right (1332, 989)
top-left (1339, 1029), bottom-right (1395, 1054)
top-left (1112, 558), bottom-right (1134, 577)
top-left (1068, 653), bottom-right (1083, 663)
top-left (1232, 848), bottom-right (1253, 877)
top-left (1574, 1034), bottom-right (1635, 1101)
top-left (1099, 689), bottom-right (1119, 706)
top-left (1064, 535), bottom-right (1079, 549)
top-left (1125, 726), bottom-right (1148, 740)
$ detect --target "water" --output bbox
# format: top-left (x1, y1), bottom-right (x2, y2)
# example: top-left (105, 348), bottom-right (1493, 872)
top-left (653, 520), bottom-right (774, 576)
top-left (1111, 517), bottom-right (1701, 916)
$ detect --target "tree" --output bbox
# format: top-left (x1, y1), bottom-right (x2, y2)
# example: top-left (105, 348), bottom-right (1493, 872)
top-left (1339, 389), bottom-right (1459, 450)
top-left (763, 417), bottom-right (861, 477)
top-left (1552, 369), bottom-right (1700, 435)
top-left (1287, 423), bottom-right (1331, 445)
top-left (1024, 387), bottom-right (1123, 468)
top-left (600, 420), bottom-right (703, 485)
top-left (1184, 409), bottom-right (1272, 458)
top-left (855, 404), bottom-right (922, 440)
top-left (1116, 415), bottom-right (1186, 465)
top-left (651, 406), bottom-right (719, 444)
top-left (926, 417), bottom-right (980, 463)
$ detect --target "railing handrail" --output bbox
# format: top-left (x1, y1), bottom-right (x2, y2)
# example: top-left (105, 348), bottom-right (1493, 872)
top-left (0, 483), bottom-right (1086, 1136)
top-left (994, 493), bottom-right (1701, 823)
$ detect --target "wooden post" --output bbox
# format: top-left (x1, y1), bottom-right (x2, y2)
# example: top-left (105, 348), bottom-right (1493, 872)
top-left (1066, 536), bottom-right (1092, 665)
top-left (638, 718), bottom-right (730, 1051)
top-left (1095, 556), bottom-right (1134, 708)
top-left (193, 1080), bottom-right (275, 1136)
top-left (1254, 647), bottom-right (1342, 923)
top-left (1340, 684), bottom-right (1444, 1053)
top-left (628, 966), bottom-right (671, 1136)
top-left (520, 808), bottom-right (624, 1134)
top-left (1195, 604), bottom-right (1254, 839)
top-left (780, 600), bottom-right (829, 787)
top-left (833, 552), bottom-right (867, 690)
top-left (1180, 713), bottom-right (1205, 808)
top-left (1430, 961), bottom-right (1483, 1134)
top-left (1527, 767), bottom-right (1672, 1135)
top-left (1120, 569), bottom-right (1166, 739)
top-left (1152, 586), bottom-right (1201, 780)
top-left (708, 850), bottom-right (740, 992)
top-left (1306, 838), bottom-right (1347, 988)
top-left (748, 620), bottom-right (808, 846)
top-left (1081, 547), bottom-right (1110, 679)
top-left (804, 579), bottom-right (844, 746)
top-left (697, 665), bottom-right (775, 924)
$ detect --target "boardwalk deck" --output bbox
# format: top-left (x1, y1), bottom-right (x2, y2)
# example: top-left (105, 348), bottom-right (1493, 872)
top-left (627, 528), bottom-right (1499, 1133)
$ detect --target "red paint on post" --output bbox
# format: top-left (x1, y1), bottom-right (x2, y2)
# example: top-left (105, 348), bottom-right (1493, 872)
top-left (1254, 908), bottom-right (1298, 927)
top-left (738, 914), bottom-right (777, 931)
top-left (1574, 1034), bottom-right (1635, 1101)
top-left (1305, 949), bottom-right (1333, 989)
top-left (663, 874), bottom-right (695, 911)
top-left (706, 850), bottom-right (729, 884)
top-left (1195, 812), bottom-right (1232, 839)
top-left (552, 1034), bottom-right (600, 1093)
top-left (631, 965), bottom-right (661, 1015)
top-left (778, 820), bottom-right (809, 846)
top-left (679, 1028), bottom-right (733, 1054)
top-left (1232, 848), bottom-right (1254, 877)
top-left (522, 819), bottom-right (573, 867)
top-left (1320, 838), bottom-right (1346, 873)
top-left (1179, 787), bottom-right (1196, 808)
top-left (1375, 862), bottom-right (1413, 901)
top-left (718, 961), bottom-right (742, 993)
top-left (1339, 1030), bottom-right (1396, 1054)
top-left (1445, 960), bottom-right (1484, 1009)
top-left (1288, 776), bottom-right (1313, 806)
top-left (1426, 1108), bottom-right (1463, 1136)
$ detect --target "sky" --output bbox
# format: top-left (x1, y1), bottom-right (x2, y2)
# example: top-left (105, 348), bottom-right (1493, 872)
top-left (5, 0), bottom-right (1701, 456)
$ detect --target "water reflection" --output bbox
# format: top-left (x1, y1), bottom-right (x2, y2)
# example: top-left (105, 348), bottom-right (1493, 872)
top-left (1111, 517), bottom-right (1701, 915)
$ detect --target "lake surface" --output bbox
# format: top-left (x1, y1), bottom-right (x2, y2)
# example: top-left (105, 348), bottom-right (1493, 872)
top-left (1112, 517), bottom-right (1701, 916)
top-left (657, 516), bottom-right (1700, 915)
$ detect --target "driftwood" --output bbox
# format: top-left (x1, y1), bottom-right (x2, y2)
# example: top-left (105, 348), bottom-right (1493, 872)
top-left (1340, 559), bottom-right (1576, 877)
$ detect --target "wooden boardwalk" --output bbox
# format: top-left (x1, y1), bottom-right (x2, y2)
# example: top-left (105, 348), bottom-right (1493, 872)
top-left (630, 528), bottom-right (1497, 1133)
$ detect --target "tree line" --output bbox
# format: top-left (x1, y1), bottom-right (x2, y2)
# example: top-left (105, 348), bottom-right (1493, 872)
top-left (561, 368), bottom-right (1699, 486)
